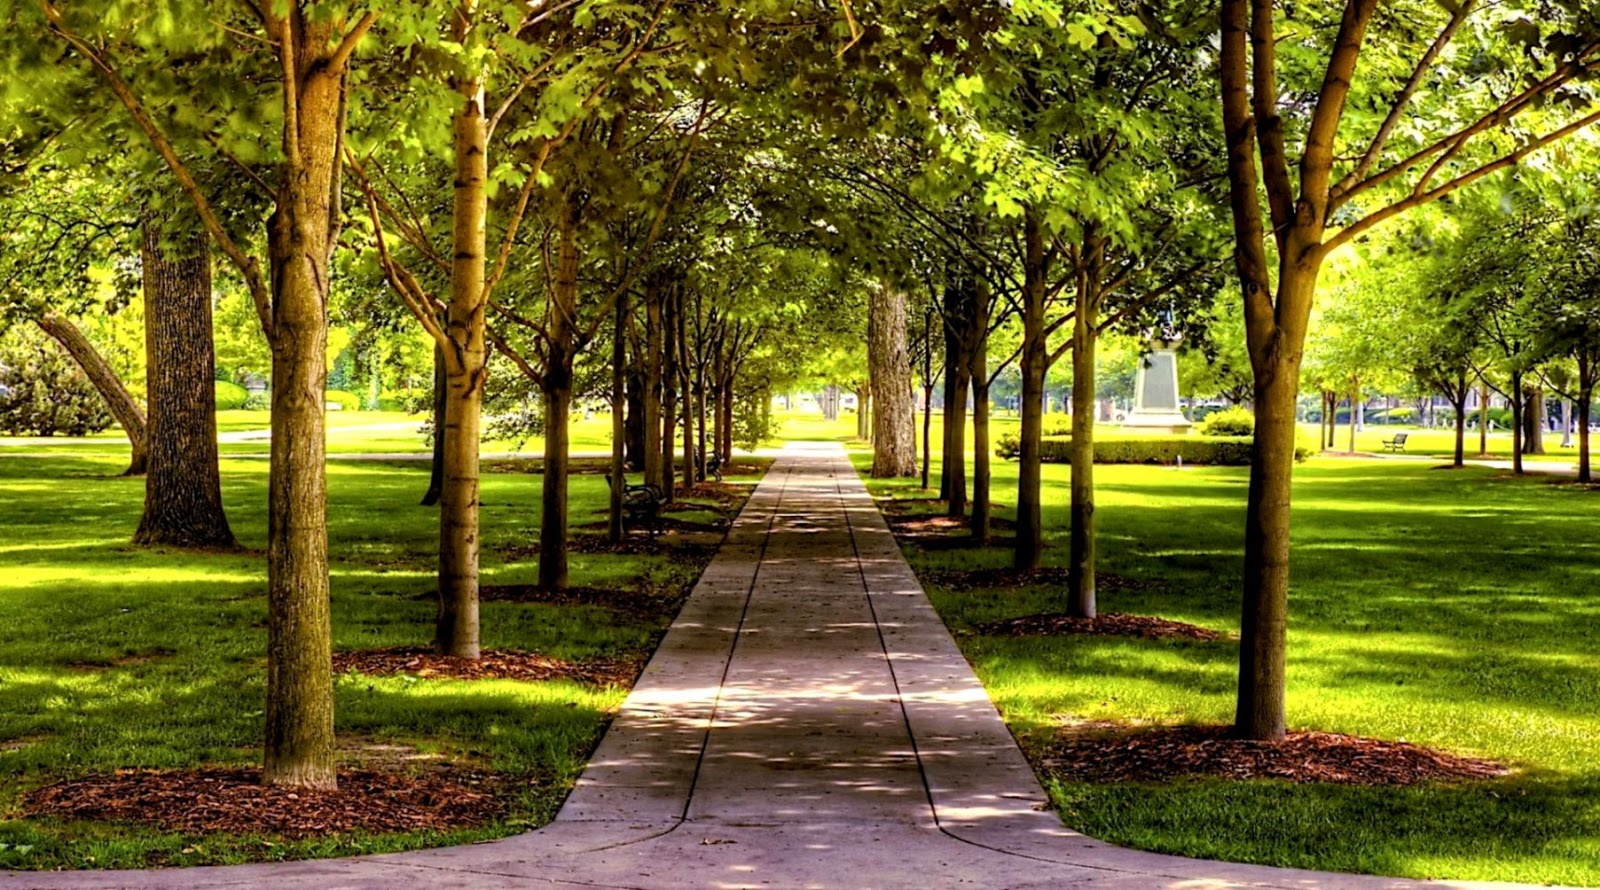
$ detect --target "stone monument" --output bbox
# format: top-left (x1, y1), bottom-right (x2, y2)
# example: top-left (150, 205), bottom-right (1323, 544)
top-left (1120, 316), bottom-right (1193, 434)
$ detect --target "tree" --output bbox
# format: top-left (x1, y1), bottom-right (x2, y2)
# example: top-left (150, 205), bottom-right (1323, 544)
top-left (869, 283), bottom-right (916, 477)
top-left (39, 2), bottom-right (380, 788)
top-left (1219, 0), bottom-right (1600, 739)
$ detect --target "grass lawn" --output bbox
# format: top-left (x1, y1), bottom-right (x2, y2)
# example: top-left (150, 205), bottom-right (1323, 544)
top-left (0, 453), bottom-right (766, 870)
top-left (855, 449), bottom-right (1600, 886)
top-left (1311, 421), bottom-right (1595, 465)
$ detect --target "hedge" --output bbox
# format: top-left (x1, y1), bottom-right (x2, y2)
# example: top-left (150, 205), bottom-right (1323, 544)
top-left (214, 380), bottom-right (249, 410)
top-left (325, 389), bottom-right (362, 411)
top-left (997, 432), bottom-right (1310, 465)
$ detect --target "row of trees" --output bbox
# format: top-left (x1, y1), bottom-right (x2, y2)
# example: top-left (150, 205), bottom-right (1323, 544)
top-left (5, 0), bottom-right (1600, 793)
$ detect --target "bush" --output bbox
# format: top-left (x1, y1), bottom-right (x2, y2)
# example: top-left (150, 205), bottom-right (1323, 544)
top-left (242, 392), bottom-right (270, 411)
top-left (1488, 407), bottom-right (1513, 429)
top-left (214, 380), bottom-right (249, 410)
top-left (1201, 406), bottom-right (1255, 436)
top-left (1379, 407), bottom-right (1417, 424)
top-left (0, 331), bottom-right (112, 437)
top-left (325, 389), bottom-right (361, 412)
top-left (377, 388), bottom-right (427, 413)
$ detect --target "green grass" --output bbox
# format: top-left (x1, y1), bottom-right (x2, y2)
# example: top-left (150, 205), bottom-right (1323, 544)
top-left (856, 449), bottom-right (1600, 886)
top-left (1311, 421), bottom-right (1594, 464)
top-left (0, 454), bottom-right (766, 870)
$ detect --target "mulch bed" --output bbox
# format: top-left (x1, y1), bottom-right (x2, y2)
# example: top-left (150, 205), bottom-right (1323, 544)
top-left (975, 611), bottom-right (1226, 641)
top-left (478, 583), bottom-right (679, 616)
top-left (23, 767), bottom-right (504, 838)
top-left (924, 566), bottom-right (1155, 594)
top-left (334, 647), bottom-right (640, 687)
top-left (1042, 724), bottom-right (1508, 786)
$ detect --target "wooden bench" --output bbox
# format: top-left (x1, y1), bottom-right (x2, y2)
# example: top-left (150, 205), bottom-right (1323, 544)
top-left (700, 450), bottom-right (724, 483)
top-left (1381, 432), bottom-right (1408, 453)
top-left (606, 476), bottom-right (666, 538)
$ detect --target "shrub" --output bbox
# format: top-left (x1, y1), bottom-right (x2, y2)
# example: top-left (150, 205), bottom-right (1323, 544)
top-left (325, 389), bottom-right (361, 412)
top-left (0, 331), bottom-right (112, 437)
top-left (1488, 407), bottom-right (1513, 429)
top-left (214, 380), bottom-right (249, 410)
top-left (1201, 406), bottom-right (1255, 436)
top-left (242, 392), bottom-right (270, 411)
top-left (998, 432), bottom-right (1314, 466)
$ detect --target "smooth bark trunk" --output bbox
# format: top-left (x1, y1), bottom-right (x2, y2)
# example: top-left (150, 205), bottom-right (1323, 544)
top-left (609, 294), bottom-right (627, 544)
top-left (1067, 310), bottom-right (1097, 618)
top-left (1014, 209), bottom-right (1047, 571)
top-left (421, 342), bottom-right (445, 506)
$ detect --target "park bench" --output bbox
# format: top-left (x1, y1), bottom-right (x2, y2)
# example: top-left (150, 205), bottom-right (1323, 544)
top-left (699, 450), bottom-right (724, 483)
top-left (605, 476), bottom-right (666, 538)
top-left (1382, 432), bottom-right (1409, 453)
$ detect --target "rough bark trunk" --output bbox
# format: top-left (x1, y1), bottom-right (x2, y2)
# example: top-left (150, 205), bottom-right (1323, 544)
top-left (36, 313), bottom-right (146, 476)
top-left (134, 208), bottom-right (234, 548)
top-left (1067, 306), bottom-right (1098, 618)
top-left (869, 287), bottom-right (917, 477)
top-left (1014, 209), bottom-right (1047, 572)
top-left (261, 44), bottom-right (348, 788)
top-left (539, 198), bottom-right (579, 591)
top-left (421, 342), bottom-right (445, 506)
top-left (435, 83), bottom-right (490, 659)
top-left (624, 365), bottom-right (646, 470)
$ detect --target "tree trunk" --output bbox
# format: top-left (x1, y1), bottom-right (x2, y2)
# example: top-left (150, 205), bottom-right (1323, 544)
top-left (1452, 375), bottom-right (1466, 469)
top-left (624, 364), bottom-right (646, 470)
top-left (869, 286), bottom-right (917, 477)
top-left (1346, 384), bottom-right (1358, 453)
top-left (1579, 356), bottom-right (1593, 484)
top-left (660, 285), bottom-right (679, 496)
top-left (421, 342), bottom-right (445, 506)
top-left (36, 313), bottom-right (146, 476)
top-left (434, 83), bottom-right (491, 659)
top-left (539, 197), bottom-right (579, 592)
top-left (1014, 209), bottom-right (1047, 571)
top-left (1067, 303), bottom-right (1098, 618)
top-left (921, 381), bottom-right (933, 490)
top-left (1562, 396), bottom-right (1574, 448)
top-left (609, 293), bottom-right (627, 544)
top-left (261, 46), bottom-right (349, 788)
top-left (1510, 372), bottom-right (1524, 474)
top-left (134, 208), bottom-right (234, 548)
top-left (1525, 385), bottom-right (1545, 454)
top-left (969, 290), bottom-right (991, 540)
top-left (645, 281), bottom-right (664, 489)
top-left (855, 383), bottom-right (871, 441)
top-left (1479, 381), bottom-right (1490, 455)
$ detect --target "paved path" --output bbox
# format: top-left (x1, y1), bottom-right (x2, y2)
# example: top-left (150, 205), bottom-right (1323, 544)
top-left (3, 444), bottom-right (1551, 889)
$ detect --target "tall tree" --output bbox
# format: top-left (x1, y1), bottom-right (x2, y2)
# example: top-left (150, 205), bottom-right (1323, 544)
top-left (1219, 0), bottom-right (1600, 739)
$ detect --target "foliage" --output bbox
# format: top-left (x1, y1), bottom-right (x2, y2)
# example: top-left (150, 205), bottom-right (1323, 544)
top-left (213, 381), bottom-right (248, 411)
top-left (1199, 407), bottom-right (1254, 437)
top-left (0, 328), bottom-right (111, 436)
top-left (241, 392), bottom-right (270, 411)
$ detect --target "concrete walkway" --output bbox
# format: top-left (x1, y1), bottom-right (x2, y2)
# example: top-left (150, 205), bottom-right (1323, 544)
top-left (3, 444), bottom-right (1552, 889)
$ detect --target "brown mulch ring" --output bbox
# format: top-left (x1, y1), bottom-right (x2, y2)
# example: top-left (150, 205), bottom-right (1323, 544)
top-left (478, 583), bottom-right (680, 616)
top-left (333, 647), bottom-right (640, 687)
top-left (975, 611), bottom-right (1227, 641)
top-left (23, 767), bottom-right (505, 838)
top-left (1040, 724), bottom-right (1508, 786)
top-left (924, 566), bottom-right (1155, 594)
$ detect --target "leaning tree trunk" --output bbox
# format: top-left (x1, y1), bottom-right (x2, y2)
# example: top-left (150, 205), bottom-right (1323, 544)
top-left (1014, 209), bottom-right (1047, 572)
top-left (539, 199), bottom-right (580, 592)
top-left (134, 209), bottom-right (235, 548)
top-left (421, 342), bottom-right (446, 506)
top-left (1067, 301), bottom-right (1098, 618)
top-left (869, 286), bottom-right (917, 477)
top-left (36, 313), bottom-right (146, 475)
